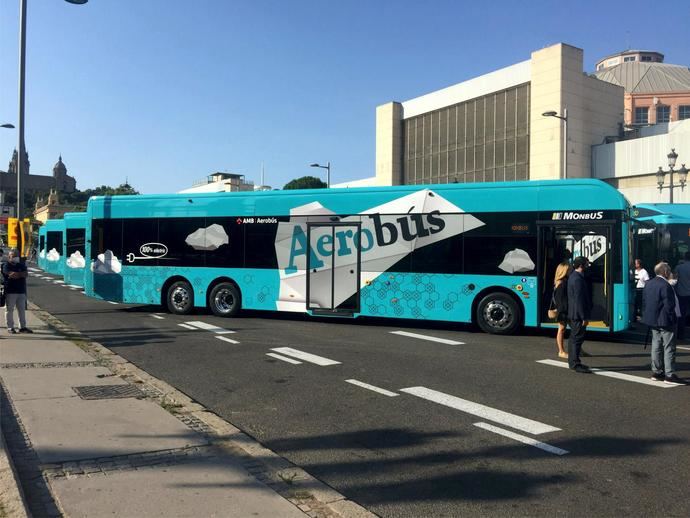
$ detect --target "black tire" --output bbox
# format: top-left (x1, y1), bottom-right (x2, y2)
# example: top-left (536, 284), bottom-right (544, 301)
top-left (166, 280), bottom-right (194, 315)
top-left (208, 282), bottom-right (241, 317)
top-left (476, 292), bottom-right (521, 335)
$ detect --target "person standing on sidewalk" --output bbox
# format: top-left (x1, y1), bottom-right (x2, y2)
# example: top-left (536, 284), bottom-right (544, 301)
top-left (567, 256), bottom-right (592, 373)
top-left (643, 262), bottom-right (686, 384)
top-left (673, 252), bottom-right (690, 339)
top-left (2, 249), bottom-right (33, 334)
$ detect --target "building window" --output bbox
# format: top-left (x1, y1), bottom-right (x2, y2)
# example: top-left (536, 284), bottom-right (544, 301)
top-left (679, 106), bottom-right (690, 120)
top-left (641, 55), bottom-right (652, 62)
top-left (657, 105), bottom-right (670, 123)
top-left (634, 107), bottom-right (649, 124)
top-left (623, 56), bottom-right (636, 62)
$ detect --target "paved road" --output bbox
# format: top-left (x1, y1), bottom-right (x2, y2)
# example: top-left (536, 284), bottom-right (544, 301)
top-left (24, 271), bottom-right (690, 517)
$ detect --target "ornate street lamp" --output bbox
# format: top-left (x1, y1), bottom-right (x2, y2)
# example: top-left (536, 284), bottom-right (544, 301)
top-left (656, 149), bottom-right (688, 203)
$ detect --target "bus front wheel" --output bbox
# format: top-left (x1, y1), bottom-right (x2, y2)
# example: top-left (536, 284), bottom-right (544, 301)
top-left (209, 282), bottom-right (241, 317)
top-left (167, 280), bottom-right (194, 315)
top-left (476, 292), bottom-right (521, 335)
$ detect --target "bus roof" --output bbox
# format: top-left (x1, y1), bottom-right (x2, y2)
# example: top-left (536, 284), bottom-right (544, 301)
top-left (87, 179), bottom-right (629, 219)
top-left (63, 212), bottom-right (88, 227)
top-left (43, 219), bottom-right (65, 231)
top-left (634, 203), bottom-right (690, 224)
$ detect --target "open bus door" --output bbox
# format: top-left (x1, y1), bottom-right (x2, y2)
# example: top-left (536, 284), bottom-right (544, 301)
top-left (538, 223), bottom-right (613, 331)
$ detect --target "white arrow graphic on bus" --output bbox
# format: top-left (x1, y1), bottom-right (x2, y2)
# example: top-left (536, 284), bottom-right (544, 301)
top-left (274, 189), bottom-right (485, 312)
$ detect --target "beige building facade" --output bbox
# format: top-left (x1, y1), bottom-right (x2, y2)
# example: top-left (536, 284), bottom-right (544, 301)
top-left (375, 43), bottom-right (624, 187)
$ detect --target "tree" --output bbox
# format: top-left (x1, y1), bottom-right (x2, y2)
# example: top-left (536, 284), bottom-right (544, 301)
top-left (283, 176), bottom-right (327, 190)
top-left (61, 183), bottom-right (140, 208)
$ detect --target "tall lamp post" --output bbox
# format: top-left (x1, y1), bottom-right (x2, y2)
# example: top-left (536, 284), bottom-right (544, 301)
top-left (15, 0), bottom-right (87, 254)
top-left (656, 149), bottom-right (688, 204)
top-left (542, 108), bottom-right (568, 179)
top-left (309, 161), bottom-right (331, 188)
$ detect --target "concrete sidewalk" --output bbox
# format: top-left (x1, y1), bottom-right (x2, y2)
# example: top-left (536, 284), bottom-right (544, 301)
top-left (0, 309), bottom-right (372, 518)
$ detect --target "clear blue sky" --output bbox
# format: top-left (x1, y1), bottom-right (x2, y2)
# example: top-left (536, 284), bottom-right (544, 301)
top-left (1, 0), bottom-right (688, 193)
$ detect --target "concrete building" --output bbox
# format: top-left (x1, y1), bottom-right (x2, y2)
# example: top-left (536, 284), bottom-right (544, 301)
top-left (179, 172), bottom-right (255, 194)
top-left (375, 43), bottom-right (624, 187)
top-left (0, 151), bottom-right (77, 200)
top-left (593, 119), bottom-right (690, 204)
top-left (593, 51), bottom-right (690, 127)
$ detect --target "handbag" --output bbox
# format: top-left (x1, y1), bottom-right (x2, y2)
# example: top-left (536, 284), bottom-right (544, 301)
top-left (547, 291), bottom-right (558, 320)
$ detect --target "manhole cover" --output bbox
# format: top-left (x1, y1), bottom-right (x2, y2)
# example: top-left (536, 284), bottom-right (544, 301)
top-left (73, 384), bottom-right (145, 400)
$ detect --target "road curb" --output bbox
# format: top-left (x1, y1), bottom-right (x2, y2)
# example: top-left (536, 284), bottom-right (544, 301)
top-left (28, 302), bottom-right (377, 518)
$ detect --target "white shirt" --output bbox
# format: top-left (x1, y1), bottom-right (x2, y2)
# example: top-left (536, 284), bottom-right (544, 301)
top-left (635, 267), bottom-right (650, 289)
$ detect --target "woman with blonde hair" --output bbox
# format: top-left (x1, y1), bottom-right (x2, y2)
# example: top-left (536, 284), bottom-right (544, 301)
top-left (552, 261), bottom-right (572, 358)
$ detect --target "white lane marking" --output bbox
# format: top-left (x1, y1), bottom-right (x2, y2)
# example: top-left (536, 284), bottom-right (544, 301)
top-left (67, 285), bottom-right (81, 288)
top-left (266, 353), bottom-right (302, 364)
top-left (70, 287), bottom-right (80, 290)
top-left (54, 280), bottom-right (65, 284)
top-left (345, 379), bottom-right (399, 397)
top-left (270, 347), bottom-right (341, 366)
top-left (536, 359), bottom-right (679, 388)
top-left (106, 301), bottom-right (119, 305)
top-left (678, 346), bottom-right (690, 351)
top-left (184, 321), bottom-right (235, 334)
top-left (473, 422), bottom-right (569, 456)
top-left (400, 386), bottom-right (560, 435)
top-left (28, 268), bottom-right (40, 272)
top-left (178, 323), bottom-right (196, 330)
top-left (216, 336), bottom-right (240, 344)
top-left (390, 330), bottom-right (464, 345)
top-left (150, 315), bottom-right (165, 320)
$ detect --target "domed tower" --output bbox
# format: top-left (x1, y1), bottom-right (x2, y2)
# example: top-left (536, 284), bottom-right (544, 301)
top-left (53, 155), bottom-right (67, 179)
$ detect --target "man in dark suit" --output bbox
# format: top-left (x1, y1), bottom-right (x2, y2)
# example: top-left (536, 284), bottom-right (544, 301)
top-left (642, 262), bottom-right (685, 384)
top-left (567, 256), bottom-right (592, 373)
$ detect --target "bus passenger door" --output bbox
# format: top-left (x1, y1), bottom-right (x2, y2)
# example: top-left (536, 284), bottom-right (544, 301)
top-left (306, 223), bottom-right (361, 315)
top-left (538, 225), bottom-right (612, 331)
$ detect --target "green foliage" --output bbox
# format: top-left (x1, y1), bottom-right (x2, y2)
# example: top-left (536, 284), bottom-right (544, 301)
top-left (62, 183), bottom-right (140, 207)
top-left (283, 176), bottom-right (327, 190)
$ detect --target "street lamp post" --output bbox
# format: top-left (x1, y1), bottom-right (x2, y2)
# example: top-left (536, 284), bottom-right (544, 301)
top-left (542, 108), bottom-right (568, 179)
top-left (309, 162), bottom-right (331, 188)
top-left (656, 149), bottom-right (688, 204)
top-left (15, 0), bottom-right (87, 254)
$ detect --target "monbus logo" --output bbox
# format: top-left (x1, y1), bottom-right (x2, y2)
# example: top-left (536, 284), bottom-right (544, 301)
top-left (552, 211), bottom-right (604, 221)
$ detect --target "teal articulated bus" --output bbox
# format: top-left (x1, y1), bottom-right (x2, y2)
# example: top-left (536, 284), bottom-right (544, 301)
top-left (64, 212), bottom-right (88, 287)
top-left (41, 219), bottom-right (66, 277)
top-left (633, 203), bottom-right (690, 270)
top-left (84, 179), bottom-right (632, 334)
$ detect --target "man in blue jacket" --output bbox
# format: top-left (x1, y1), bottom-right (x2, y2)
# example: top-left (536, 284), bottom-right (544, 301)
top-left (642, 262), bottom-right (685, 384)
top-left (567, 256), bottom-right (593, 373)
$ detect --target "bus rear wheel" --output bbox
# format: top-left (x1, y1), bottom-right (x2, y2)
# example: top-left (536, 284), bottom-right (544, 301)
top-left (167, 280), bottom-right (194, 315)
top-left (209, 282), bottom-right (241, 317)
top-left (476, 292), bottom-right (521, 335)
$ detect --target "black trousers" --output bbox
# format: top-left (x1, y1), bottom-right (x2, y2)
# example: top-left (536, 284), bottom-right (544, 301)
top-left (677, 296), bottom-right (690, 339)
top-left (568, 319), bottom-right (586, 368)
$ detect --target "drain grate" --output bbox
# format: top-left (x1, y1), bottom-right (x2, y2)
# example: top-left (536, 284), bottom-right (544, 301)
top-left (73, 384), bottom-right (145, 400)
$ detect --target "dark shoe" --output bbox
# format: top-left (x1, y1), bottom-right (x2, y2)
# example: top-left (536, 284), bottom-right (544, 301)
top-left (573, 364), bottom-right (591, 373)
top-left (7, 328), bottom-right (17, 334)
top-left (664, 374), bottom-right (688, 385)
top-left (18, 328), bottom-right (33, 334)
top-left (651, 372), bottom-right (665, 382)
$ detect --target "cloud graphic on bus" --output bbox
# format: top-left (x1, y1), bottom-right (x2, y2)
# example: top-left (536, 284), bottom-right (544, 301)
top-left (274, 189), bottom-right (485, 311)
top-left (39, 249), bottom-right (46, 259)
top-left (498, 248), bottom-right (535, 274)
top-left (185, 224), bottom-right (229, 251)
top-left (46, 248), bottom-right (61, 262)
top-left (67, 250), bottom-right (86, 269)
top-left (91, 250), bottom-right (122, 274)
